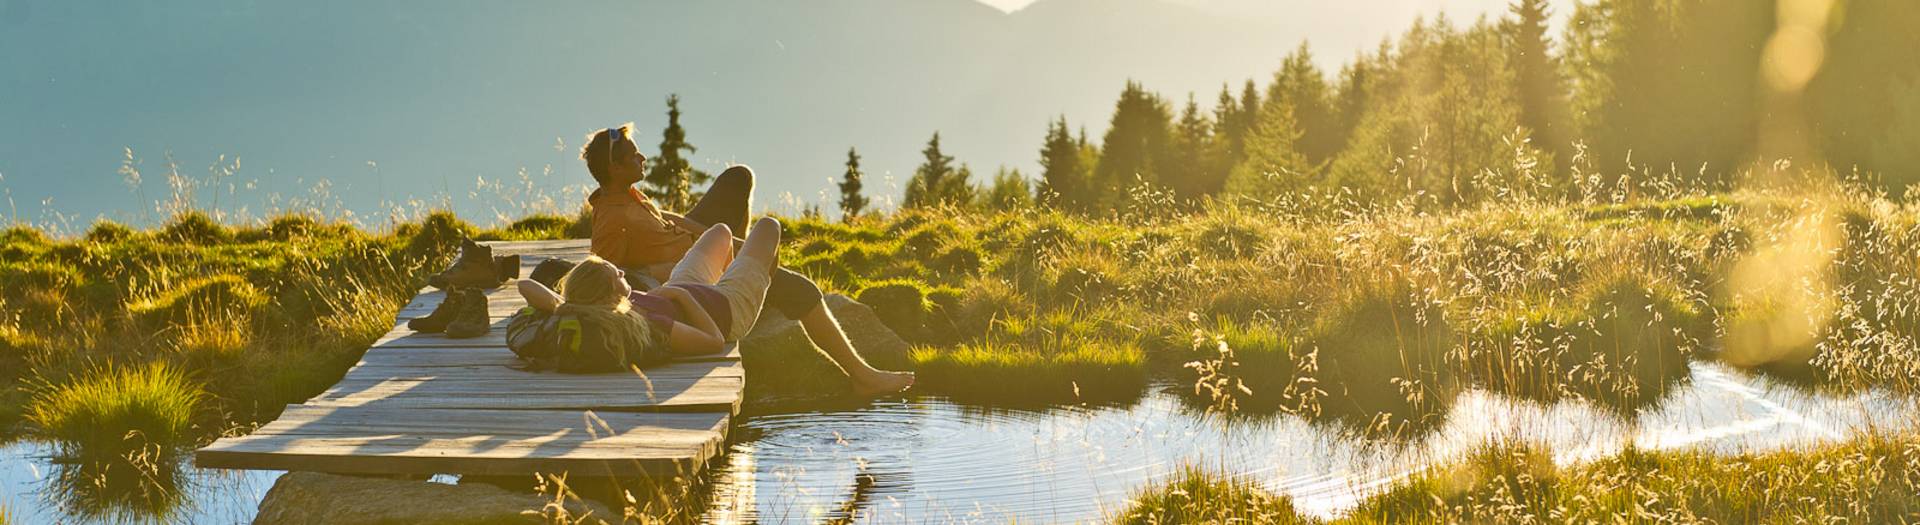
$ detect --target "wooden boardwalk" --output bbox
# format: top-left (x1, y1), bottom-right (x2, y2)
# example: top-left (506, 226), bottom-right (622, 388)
top-left (196, 240), bottom-right (742, 478)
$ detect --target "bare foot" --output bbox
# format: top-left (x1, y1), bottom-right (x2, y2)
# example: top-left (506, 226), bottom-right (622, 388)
top-left (851, 370), bottom-right (915, 396)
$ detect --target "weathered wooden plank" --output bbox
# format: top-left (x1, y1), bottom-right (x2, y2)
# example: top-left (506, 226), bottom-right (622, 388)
top-left (336, 360), bottom-right (744, 384)
top-left (248, 405), bottom-right (723, 439)
top-left (372, 323), bottom-right (519, 348)
top-left (197, 240), bottom-right (745, 480)
top-left (481, 239), bottom-right (592, 251)
top-left (306, 376), bottom-right (742, 412)
top-left (395, 291), bottom-right (529, 320)
top-left (354, 346), bottom-right (742, 368)
top-left (197, 405), bottom-right (724, 477)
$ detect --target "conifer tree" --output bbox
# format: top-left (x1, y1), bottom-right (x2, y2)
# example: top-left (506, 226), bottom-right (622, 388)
top-left (1168, 94), bottom-right (1220, 198)
top-left (1268, 43), bottom-right (1340, 168)
top-left (1332, 57), bottom-right (1374, 156)
top-left (980, 167), bottom-right (1035, 211)
top-left (644, 94), bottom-right (711, 210)
top-left (1213, 85), bottom-right (1243, 159)
top-left (1566, 0), bottom-right (1770, 177)
top-left (904, 133), bottom-right (971, 208)
top-left (1038, 117), bottom-right (1088, 209)
top-left (1327, 17), bottom-right (1534, 204)
top-left (1503, 0), bottom-right (1571, 168)
top-left (838, 147), bottom-right (868, 219)
top-left (1239, 80), bottom-right (1262, 131)
top-left (1093, 81), bottom-right (1175, 206)
top-left (1224, 97), bottom-right (1312, 200)
top-left (1807, 0), bottom-right (1920, 190)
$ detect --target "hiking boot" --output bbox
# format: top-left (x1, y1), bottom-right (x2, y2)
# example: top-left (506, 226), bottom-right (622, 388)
top-left (528, 258), bottom-right (579, 290)
top-left (444, 288), bottom-right (492, 339)
top-left (427, 239), bottom-right (504, 290)
top-left (494, 254), bottom-right (522, 282)
top-left (405, 287), bottom-right (470, 333)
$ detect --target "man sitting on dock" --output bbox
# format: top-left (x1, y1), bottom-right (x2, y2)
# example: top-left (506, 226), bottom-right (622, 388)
top-left (579, 124), bottom-right (914, 396)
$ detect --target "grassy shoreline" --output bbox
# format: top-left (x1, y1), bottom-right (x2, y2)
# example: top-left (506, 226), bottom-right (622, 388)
top-left (4, 178), bottom-right (1920, 521)
top-left (1118, 431), bottom-right (1920, 523)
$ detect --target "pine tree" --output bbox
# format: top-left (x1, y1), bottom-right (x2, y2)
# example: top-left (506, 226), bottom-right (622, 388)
top-left (1268, 43), bottom-right (1340, 168)
top-left (1239, 79), bottom-right (1263, 132)
top-left (644, 94), bottom-right (711, 210)
top-left (980, 167), bottom-right (1035, 211)
top-left (904, 133), bottom-right (971, 208)
top-left (838, 147), bottom-right (868, 220)
top-left (1332, 57), bottom-right (1374, 156)
top-left (1327, 17), bottom-right (1535, 204)
top-left (1567, 0), bottom-right (1771, 178)
top-left (1224, 97), bottom-right (1312, 200)
top-left (1038, 117), bottom-right (1088, 209)
top-left (1503, 0), bottom-right (1571, 168)
top-left (1167, 93), bottom-right (1220, 199)
top-left (1808, 0), bottom-right (1920, 191)
top-left (1093, 81), bottom-right (1175, 207)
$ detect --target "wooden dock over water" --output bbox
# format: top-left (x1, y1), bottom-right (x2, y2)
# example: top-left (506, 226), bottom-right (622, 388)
top-left (196, 240), bottom-right (742, 478)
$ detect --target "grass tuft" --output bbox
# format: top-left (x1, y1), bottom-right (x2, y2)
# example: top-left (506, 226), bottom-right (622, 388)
top-left (911, 339), bottom-right (1146, 405)
top-left (127, 274), bottom-right (265, 328)
top-left (1114, 465), bottom-right (1313, 525)
top-left (157, 211), bottom-right (231, 244)
top-left (26, 362), bottom-right (204, 460)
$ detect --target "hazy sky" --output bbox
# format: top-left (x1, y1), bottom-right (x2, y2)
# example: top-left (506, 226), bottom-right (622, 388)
top-left (0, 0), bottom-right (1569, 230)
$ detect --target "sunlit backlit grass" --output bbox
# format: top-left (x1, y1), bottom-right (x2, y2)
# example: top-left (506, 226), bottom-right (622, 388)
top-left (26, 362), bottom-right (203, 460)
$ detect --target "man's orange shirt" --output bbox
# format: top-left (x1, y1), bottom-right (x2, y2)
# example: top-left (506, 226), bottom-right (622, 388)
top-left (588, 186), bottom-right (700, 269)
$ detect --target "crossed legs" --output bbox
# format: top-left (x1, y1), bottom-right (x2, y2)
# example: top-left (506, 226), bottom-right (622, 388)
top-left (680, 166), bottom-right (914, 394)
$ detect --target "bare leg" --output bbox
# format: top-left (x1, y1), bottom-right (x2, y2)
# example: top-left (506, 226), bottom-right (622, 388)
top-left (666, 224), bottom-right (735, 287)
top-left (799, 303), bottom-right (915, 395)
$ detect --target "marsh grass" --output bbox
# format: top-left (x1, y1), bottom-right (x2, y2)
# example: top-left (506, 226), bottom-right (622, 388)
top-left (43, 444), bottom-right (190, 524)
top-left (1116, 434), bottom-right (1920, 523)
top-left (1113, 465), bottom-right (1313, 525)
top-left (8, 160), bottom-right (1920, 522)
top-left (26, 362), bottom-right (203, 461)
top-left (911, 339), bottom-right (1146, 406)
top-left (0, 209), bottom-right (479, 440)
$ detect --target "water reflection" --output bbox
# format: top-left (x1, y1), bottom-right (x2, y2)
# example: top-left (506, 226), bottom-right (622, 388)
top-left (0, 440), bottom-right (276, 524)
top-left (43, 449), bottom-right (187, 523)
top-left (0, 361), bottom-right (1908, 523)
top-left (701, 361), bottom-right (1914, 523)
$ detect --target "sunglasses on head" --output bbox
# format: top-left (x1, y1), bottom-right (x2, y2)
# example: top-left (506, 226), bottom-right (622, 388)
top-left (605, 127), bottom-right (619, 167)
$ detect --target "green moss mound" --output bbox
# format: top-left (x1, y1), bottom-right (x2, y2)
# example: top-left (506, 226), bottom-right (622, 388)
top-left (1307, 282), bottom-right (1457, 438)
top-left (1466, 273), bottom-right (1701, 415)
top-left (910, 340), bottom-right (1145, 406)
top-left (84, 220), bottom-right (140, 244)
top-left (27, 362), bottom-right (204, 459)
top-left (157, 211), bottom-right (232, 244)
top-left (479, 214), bottom-right (578, 241)
top-left (1354, 443), bottom-right (1560, 522)
top-left (856, 279), bottom-right (932, 340)
top-left (399, 211), bottom-right (475, 260)
top-left (1114, 465), bottom-right (1312, 525)
top-left (128, 274), bottom-right (266, 326)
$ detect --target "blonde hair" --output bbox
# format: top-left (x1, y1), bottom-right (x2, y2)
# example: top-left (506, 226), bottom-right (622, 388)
top-left (558, 256), bottom-right (630, 312)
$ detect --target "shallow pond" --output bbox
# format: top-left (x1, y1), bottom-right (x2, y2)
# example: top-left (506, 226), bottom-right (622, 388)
top-left (2, 362), bottom-right (1911, 524)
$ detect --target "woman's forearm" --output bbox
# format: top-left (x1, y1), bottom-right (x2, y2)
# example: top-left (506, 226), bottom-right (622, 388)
top-left (518, 280), bottom-right (563, 312)
top-left (661, 287), bottom-right (721, 339)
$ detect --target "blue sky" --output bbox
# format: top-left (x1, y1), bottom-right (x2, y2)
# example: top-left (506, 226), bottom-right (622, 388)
top-left (0, 0), bottom-right (1566, 232)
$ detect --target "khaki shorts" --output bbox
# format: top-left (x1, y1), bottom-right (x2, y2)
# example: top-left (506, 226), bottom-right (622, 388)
top-left (664, 253), bottom-right (773, 342)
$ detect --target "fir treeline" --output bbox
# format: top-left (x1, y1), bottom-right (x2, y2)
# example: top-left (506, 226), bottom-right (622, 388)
top-left (873, 0), bottom-right (1920, 215)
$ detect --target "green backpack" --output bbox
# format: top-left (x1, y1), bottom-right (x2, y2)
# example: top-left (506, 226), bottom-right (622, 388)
top-left (505, 306), bottom-right (665, 373)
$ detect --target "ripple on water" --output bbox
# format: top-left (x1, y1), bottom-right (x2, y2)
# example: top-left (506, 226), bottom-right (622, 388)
top-left (703, 362), bottom-right (1917, 523)
top-left (2, 361), bottom-right (1910, 524)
